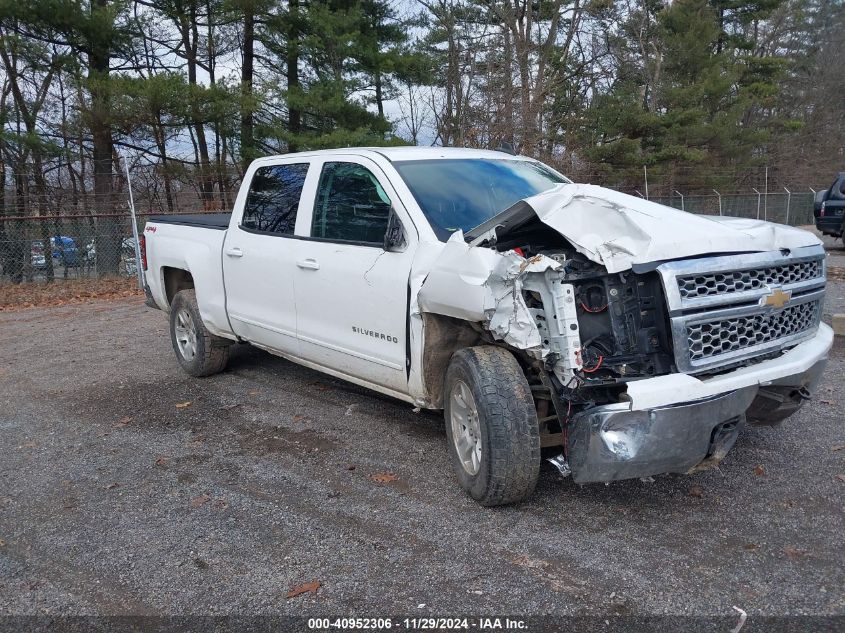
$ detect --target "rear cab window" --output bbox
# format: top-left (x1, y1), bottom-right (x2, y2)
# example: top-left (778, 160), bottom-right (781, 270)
top-left (241, 163), bottom-right (310, 235)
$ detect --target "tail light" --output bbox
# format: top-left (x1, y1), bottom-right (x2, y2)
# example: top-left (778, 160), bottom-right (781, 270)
top-left (139, 234), bottom-right (148, 271)
top-left (820, 201), bottom-right (826, 217)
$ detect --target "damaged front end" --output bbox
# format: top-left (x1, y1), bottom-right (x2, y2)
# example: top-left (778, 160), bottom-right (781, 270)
top-left (415, 184), bottom-right (830, 484)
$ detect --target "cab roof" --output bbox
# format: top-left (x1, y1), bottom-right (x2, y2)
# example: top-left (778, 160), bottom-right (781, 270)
top-left (258, 146), bottom-right (534, 163)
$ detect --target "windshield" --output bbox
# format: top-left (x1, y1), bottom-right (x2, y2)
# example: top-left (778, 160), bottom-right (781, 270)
top-left (393, 159), bottom-right (569, 241)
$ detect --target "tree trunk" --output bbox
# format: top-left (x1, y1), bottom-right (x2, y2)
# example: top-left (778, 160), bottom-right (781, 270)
top-left (287, 0), bottom-right (301, 152)
top-left (90, 0), bottom-right (119, 276)
top-left (375, 70), bottom-right (384, 118)
top-left (241, 8), bottom-right (255, 170)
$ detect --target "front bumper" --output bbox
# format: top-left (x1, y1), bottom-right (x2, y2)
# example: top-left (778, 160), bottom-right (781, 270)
top-left (567, 324), bottom-right (832, 484)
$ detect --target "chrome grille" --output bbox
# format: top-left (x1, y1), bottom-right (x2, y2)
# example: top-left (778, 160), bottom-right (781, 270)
top-left (678, 260), bottom-right (822, 300)
top-left (657, 246), bottom-right (826, 374)
top-left (687, 300), bottom-right (820, 362)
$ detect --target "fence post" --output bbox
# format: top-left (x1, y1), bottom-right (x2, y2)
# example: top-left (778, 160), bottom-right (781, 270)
top-left (634, 190), bottom-right (645, 198)
top-left (752, 188), bottom-right (761, 219)
top-left (674, 190), bottom-right (685, 211)
top-left (124, 156), bottom-right (144, 289)
top-left (783, 186), bottom-right (791, 225)
top-left (764, 166), bottom-right (768, 220)
top-left (643, 166), bottom-right (649, 200)
top-left (713, 189), bottom-right (722, 216)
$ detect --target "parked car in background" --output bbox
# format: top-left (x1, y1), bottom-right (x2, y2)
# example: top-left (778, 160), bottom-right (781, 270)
top-left (51, 235), bottom-right (80, 267)
top-left (121, 237), bottom-right (138, 276)
top-left (30, 241), bottom-right (47, 269)
top-left (29, 236), bottom-right (80, 270)
top-left (814, 172), bottom-right (845, 242)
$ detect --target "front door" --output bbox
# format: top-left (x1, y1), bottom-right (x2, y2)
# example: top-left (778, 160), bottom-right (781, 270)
top-left (293, 157), bottom-right (415, 393)
top-left (222, 160), bottom-right (311, 354)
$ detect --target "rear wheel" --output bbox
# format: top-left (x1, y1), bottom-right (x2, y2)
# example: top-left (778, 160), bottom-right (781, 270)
top-left (169, 289), bottom-right (231, 377)
top-left (444, 346), bottom-right (540, 506)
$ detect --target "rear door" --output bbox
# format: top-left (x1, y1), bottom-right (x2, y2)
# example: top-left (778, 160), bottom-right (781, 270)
top-left (293, 156), bottom-right (416, 393)
top-left (222, 159), bottom-right (311, 354)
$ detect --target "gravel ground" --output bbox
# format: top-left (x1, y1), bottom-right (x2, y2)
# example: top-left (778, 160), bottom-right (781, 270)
top-left (0, 287), bottom-right (843, 623)
top-left (820, 234), bottom-right (845, 270)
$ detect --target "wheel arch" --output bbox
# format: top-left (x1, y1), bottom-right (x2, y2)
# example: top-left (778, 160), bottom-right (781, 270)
top-left (162, 266), bottom-right (195, 306)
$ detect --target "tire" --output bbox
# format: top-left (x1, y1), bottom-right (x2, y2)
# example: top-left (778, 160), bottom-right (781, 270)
top-left (443, 346), bottom-right (541, 506)
top-left (169, 289), bottom-right (231, 377)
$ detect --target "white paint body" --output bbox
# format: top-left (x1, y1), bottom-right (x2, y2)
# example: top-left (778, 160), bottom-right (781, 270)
top-left (143, 147), bottom-right (831, 410)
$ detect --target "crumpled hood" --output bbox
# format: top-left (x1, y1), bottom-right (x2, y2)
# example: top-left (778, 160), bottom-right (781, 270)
top-left (521, 184), bottom-right (821, 273)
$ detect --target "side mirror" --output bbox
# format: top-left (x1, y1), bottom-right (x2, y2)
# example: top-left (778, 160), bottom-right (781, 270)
top-left (383, 207), bottom-right (405, 252)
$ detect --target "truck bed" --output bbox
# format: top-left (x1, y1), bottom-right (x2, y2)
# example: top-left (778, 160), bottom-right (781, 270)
top-left (149, 213), bottom-right (231, 230)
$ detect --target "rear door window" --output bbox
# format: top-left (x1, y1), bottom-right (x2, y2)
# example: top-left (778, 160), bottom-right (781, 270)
top-left (241, 163), bottom-right (309, 234)
top-left (310, 162), bottom-right (392, 245)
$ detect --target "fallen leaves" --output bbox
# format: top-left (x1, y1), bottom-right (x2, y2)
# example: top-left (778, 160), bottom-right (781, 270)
top-left (837, 474), bottom-right (845, 483)
top-left (154, 456), bottom-right (169, 467)
top-left (104, 482), bottom-right (119, 490)
top-left (753, 465), bottom-right (765, 477)
top-left (0, 277), bottom-right (142, 312)
top-left (113, 416), bottom-right (132, 428)
top-left (190, 493), bottom-right (211, 508)
top-left (175, 401), bottom-right (192, 409)
top-left (688, 485), bottom-right (704, 498)
top-left (0, 538), bottom-right (6, 547)
top-left (782, 546), bottom-right (805, 561)
top-left (742, 543), bottom-right (760, 551)
top-left (369, 472), bottom-right (398, 484)
top-left (832, 445), bottom-right (845, 452)
top-left (286, 581), bottom-right (321, 599)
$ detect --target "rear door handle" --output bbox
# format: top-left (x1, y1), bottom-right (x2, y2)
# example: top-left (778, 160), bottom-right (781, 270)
top-left (296, 258), bottom-right (320, 270)
top-left (225, 247), bottom-right (243, 258)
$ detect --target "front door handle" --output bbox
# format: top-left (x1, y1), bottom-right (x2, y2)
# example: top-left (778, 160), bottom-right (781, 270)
top-left (225, 247), bottom-right (244, 258)
top-left (296, 258), bottom-right (320, 270)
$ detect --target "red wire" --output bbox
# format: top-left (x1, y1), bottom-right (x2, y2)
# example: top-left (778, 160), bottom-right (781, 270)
top-left (582, 355), bottom-right (604, 373)
top-left (579, 301), bottom-right (607, 313)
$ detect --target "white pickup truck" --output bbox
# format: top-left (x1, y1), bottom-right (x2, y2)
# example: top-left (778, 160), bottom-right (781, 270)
top-left (141, 147), bottom-right (832, 505)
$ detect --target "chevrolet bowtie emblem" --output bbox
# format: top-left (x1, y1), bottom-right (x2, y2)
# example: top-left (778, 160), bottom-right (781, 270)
top-left (761, 288), bottom-right (792, 308)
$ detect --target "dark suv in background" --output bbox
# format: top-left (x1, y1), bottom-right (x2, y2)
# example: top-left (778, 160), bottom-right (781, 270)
top-left (814, 172), bottom-right (845, 243)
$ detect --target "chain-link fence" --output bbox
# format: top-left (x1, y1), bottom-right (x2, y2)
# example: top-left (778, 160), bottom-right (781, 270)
top-left (648, 191), bottom-right (816, 226)
top-left (0, 209), bottom-right (215, 286)
top-left (0, 190), bottom-right (820, 287)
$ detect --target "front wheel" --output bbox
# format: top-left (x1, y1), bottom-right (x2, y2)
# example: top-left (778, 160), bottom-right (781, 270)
top-left (443, 346), bottom-right (540, 506)
top-left (169, 289), bottom-right (231, 377)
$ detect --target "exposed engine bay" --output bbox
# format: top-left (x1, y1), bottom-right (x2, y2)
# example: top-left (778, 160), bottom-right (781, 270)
top-left (475, 228), bottom-right (676, 414)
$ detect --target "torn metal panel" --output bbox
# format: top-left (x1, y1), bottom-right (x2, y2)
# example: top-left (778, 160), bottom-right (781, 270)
top-left (512, 184), bottom-right (821, 273)
top-left (416, 231), bottom-right (561, 354)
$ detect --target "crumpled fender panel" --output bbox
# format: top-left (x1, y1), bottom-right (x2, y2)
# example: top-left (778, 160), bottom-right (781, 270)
top-left (416, 231), bottom-right (560, 353)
